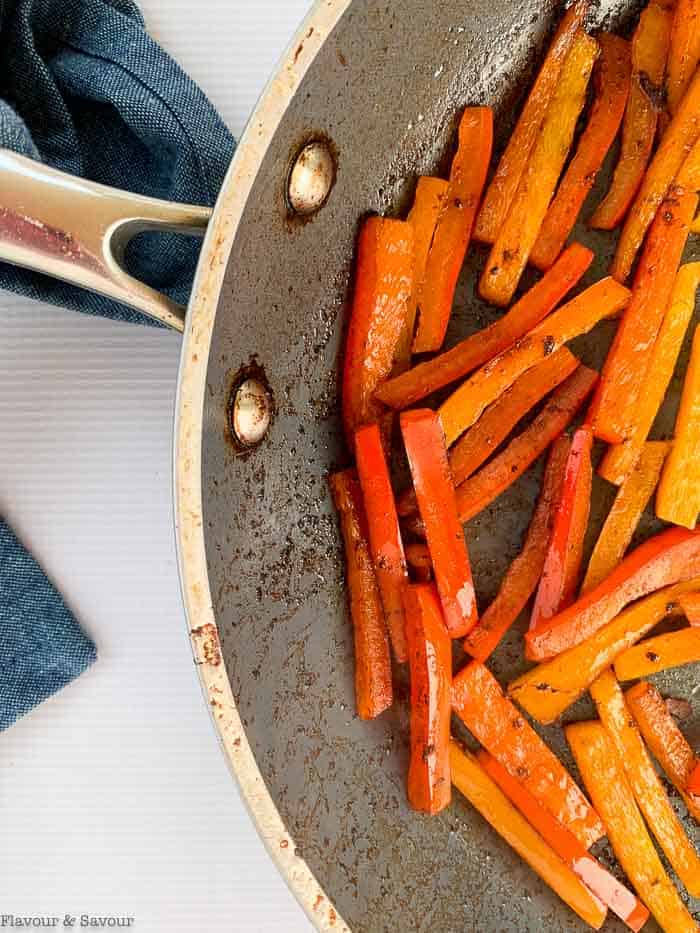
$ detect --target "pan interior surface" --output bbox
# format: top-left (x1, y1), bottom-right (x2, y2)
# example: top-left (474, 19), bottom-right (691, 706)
top-left (200, 1), bottom-right (699, 929)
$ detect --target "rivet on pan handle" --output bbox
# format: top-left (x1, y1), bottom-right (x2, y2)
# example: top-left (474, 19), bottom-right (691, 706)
top-left (0, 149), bottom-right (212, 331)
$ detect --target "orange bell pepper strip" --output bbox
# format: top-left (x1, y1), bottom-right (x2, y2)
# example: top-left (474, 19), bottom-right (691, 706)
top-left (476, 749), bottom-right (649, 931)
top-left (526, 527), bottom-right (700, 661)
top-left (400, 409), bottom-right (477, 637)
top-left (678, 590), bottom-right (700, 624)
top-left (599, 263), bottom-right (700, 486)
top-left (449, 740), bottom-right (607, 930)
top-left (452, 661), bottom-right (604, 848)
top-left (590, 669), bottom-right (700, 897)
top-left (449, 348), bottom-right (578, 487)
top-left (614, 626), bottom-right (700, 680)
top-left (566, 721), bottom-right (698, 933)
top-left (473, 0), bottom-right (588, 245)
top-left (657, 326), bottom-right (700, 528)
top-left (590, 2), bottom-right (674, 230)
top-left (531, 34), bottom-right (631, 270)
top-left (403, 584), bottom-right (452, 814)
top-left (463, 437), bottom-right (570, 663)
top-left (413, 107), bottom-right (493, 352)
top-left (667, 0), bottom-right (700, 113)
top-left (612, 66), bottom-right (700, 284)
top-left (439, 278), bottom-right (629, 446)
top-left (479, 32), bottom-right (599, 307)
top-left (375, 242), bottom-right (593, 411)
top-left (590, 189), bottom-right (697, 445)
top-left (393, 177), bottom-right (449, 372)
top-left (509, 579), bottom-right (700, 723)
top-left (626, 680), bottom-right (700, 822)
top-left (405, 541), bottom-right (433, 582)
top-left (687, 760), bottom-right (700, 794)
top-left (530, 427), bottom-right (592, 631)
top-left (583, 442), bottom-right (670, 592)
top-left (455, 366), bottom-right (598, 525)
top-left (354, 423), bottom-right (409, 662)
top-left (329, 470), bottom-right (393, 720)
top-left (342, 217), bottom-right (414, 443)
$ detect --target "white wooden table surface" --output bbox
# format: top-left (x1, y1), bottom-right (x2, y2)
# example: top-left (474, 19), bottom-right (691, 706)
top-left (0, 2), bottom-right (314, 930)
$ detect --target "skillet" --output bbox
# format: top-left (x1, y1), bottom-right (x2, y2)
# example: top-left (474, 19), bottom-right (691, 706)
top-left (0, 1), bottom-right (697, 929)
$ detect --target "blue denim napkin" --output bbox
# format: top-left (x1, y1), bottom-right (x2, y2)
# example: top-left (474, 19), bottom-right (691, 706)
top-left (0, 0), bottom-right (235, 728)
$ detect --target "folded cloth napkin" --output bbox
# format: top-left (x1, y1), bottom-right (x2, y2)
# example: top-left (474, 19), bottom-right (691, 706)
top-left (0, 0), bottom-right (235, 728)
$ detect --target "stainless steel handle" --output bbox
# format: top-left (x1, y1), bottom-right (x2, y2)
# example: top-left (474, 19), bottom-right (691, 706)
top-left (0, 149), bottom-right (212, 331)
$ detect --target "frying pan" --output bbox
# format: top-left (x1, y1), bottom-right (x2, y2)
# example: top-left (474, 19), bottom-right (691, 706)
top-left (0, 1), bottom-right (698, 929)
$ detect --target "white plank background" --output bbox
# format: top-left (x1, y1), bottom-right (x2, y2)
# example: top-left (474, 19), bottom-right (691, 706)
top-left (0, 2), bottom-right (314, 930)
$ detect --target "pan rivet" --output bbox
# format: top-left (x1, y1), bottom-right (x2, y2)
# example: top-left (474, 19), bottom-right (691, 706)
top-left (231, 378), bottom-right (272, 447)
top-left (287, 141), bottom-right (335, 215)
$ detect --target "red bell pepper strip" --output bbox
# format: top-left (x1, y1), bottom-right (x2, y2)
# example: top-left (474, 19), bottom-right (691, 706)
top-left (526, 527), bottom-right (700, 661)
top-left (355, 423), bottom-right (409, 662)
top-left (375, 243), bottom-right (593, 411)
top-left (403, 584), bottom-right (452, 814)
top-left (413, 107), bottom-right (493, 352)
top-left (452, 661), bottom-right (604, 848)
top-left (590, 188), bottom-right (697, 444)
top-left (530, 34), bottom-right (631, 270)
top-left (329, 470), bottom-right (393, 720)
top-left (342, 217), bottom-right (414, 443)
top-left (687, 760), bottom-right (700, 795)
top-left (477, 750), bottom-right (649, 931)
top-left (400, 410), bottom-right (477, 637)
top-left (530, 427), bottom-right (593, 631)
top-left (463, 436), bottom-right (569, 662)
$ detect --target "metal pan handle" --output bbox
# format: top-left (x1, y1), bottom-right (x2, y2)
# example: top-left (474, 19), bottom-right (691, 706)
top-left (0, 149), bottom-right (212, 332)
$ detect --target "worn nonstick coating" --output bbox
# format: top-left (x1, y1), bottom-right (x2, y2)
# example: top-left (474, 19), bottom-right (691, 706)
top-left (200, 1), bottom-right (699, 929)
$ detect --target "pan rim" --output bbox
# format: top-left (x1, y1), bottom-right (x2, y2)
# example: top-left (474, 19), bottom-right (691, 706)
top-left (172, 1), bottom-right (350, 930)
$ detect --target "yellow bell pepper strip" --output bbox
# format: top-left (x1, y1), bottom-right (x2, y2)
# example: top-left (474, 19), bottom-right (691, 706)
top-left (449, 739), bottom-right (607, 930)
top-left (375, 243), bottom-right (592, 411)
top-left (657, 326), bottom-right (700, 528)
top-left (612, 64), bottom-right (700, 284)
top-left (480, 32), bottom-right (599, 306)
top-left (508, 579), bottom-right (699, 724)
top-left (526, 527), bottom-right (700, 662)
top-left (591, 1), bottom-right (674, 230)
top-left (589, 669), bottom-right (700, 897)
top-left (678, 590), bottom-right (700, 624)
top-left (473, 0), bottom-right (588, 244)
top-left (439, 278), bottom-right (629, 446)
top-left (599, 263), bottom-right (700, 486)
top-left (477, 750), bottom-right (649, 931)
top-left (452, 661), bottom-right (604, 848)
top-left (531, 34), bottom-right (631, 269)
top-left (614, 626), bottom-right (700, 680)
top-left (626, 680), bottom-right (700, 822)
top-left (566, 721), bottom-right (698, 933)
top-left (583, 442), bottom-right (670, 593)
